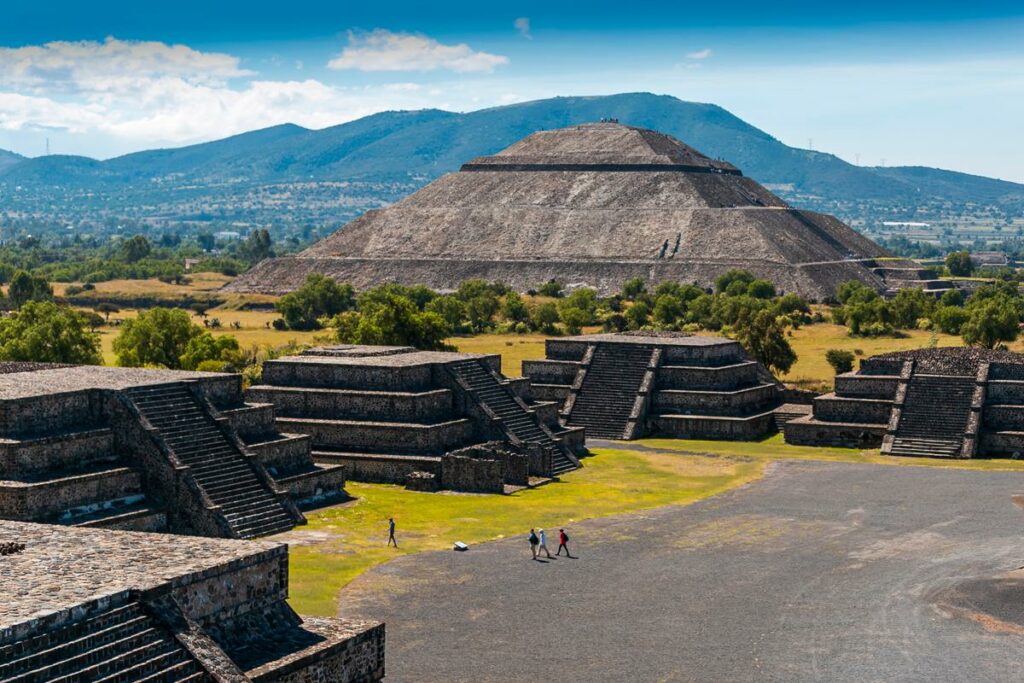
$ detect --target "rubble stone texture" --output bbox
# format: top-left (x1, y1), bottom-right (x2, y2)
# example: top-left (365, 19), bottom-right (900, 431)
top-left (0, 520), bottom-right (384, 682)
top-left (227, 122), bottom-right (939, 300)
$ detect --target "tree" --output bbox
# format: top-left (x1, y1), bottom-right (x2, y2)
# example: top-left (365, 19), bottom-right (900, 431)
top-left (0, 301), bottom-right (102, 365)
top-left (621, 277), bottom-right (646, 300)
top-left (890, 288), bottom-right (935, 329)
top-left (8, 270), bottom-right (52, 308)
top-left (275, 273), bottom-right (355, 330)
top-left (557, 288), bottom-right (598, 329)
top-left (335, 291), bottom-right (452, 350)
top-left (715, 269), bottom-right (755, 294)
top-left (746, 279), bottom-right (776, 299)
top-left (945, 251), bottom-right (974, 277)
top-left (119, 235), bottom-right (152, 263)
top-left (529, 302), bottom-right (560, 334)
top-left (625, 301), bottom-right (651, 330)
top-left (733, 309), bottom-right (797, 375)
top-left (940, 288), bottom-right (965, 307)
top-left (501, 291), bottom-right (529, 324)
top-left (824, 349), bottom-right (856, 374)
top-left (113, 308), bottom-right (204, 369)
top-left (179, 332), bottom-right (244, 371)
top-left (95, 303), bottom-right (121, 322)
top-left (652, 294), bottom-right (683, 328)
top-left (425, 295), bottom-right (469, 333)
top-left (538, 280), bottom-right (564, 297)
top-left (239, 228), bottom-right (272, 264)
top-left (961, 298), bottom-right (1020, 349)
top-left (933, 306), bottom-right (970, 334)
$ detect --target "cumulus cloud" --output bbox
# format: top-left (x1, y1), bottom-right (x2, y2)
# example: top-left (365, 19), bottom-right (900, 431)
top-left (328, 29), bottom-right (508, 73)
top-left (686, 48), bottom-right (713, 60)
top-left (514, 18), bottom-right (532, 39)
top-left (0, 37), bottom-right (252, 92)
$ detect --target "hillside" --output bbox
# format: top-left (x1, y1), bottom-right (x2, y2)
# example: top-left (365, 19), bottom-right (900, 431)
top-left (0, 149), bottom-right (24, 174)
top-left (1, 93), bottom-right (1021, 228)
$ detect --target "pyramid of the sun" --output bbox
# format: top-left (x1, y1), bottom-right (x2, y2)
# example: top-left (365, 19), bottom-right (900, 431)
top-left (228, 122), bottom-right (928, 300)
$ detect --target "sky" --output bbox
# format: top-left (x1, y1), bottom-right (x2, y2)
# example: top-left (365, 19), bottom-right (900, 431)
top-left (1, 1), bottom-right (1022, 181)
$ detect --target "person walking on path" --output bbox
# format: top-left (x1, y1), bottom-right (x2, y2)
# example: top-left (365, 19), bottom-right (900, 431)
top-left (387, 517), bottom-right (398, 548)
top-left (557, 528), bottom-right (572, 557)
top-left (528, 528), bottom-right (539, 559)
top-left (537, 528), bottom-right (553, 559)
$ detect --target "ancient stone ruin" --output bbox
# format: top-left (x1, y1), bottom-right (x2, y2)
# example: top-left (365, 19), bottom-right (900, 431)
top-left (246, 345), bottom-right (584, 491)
top-left (0, 364), bottom-right (345, 539)
top-left (522, 332), bottom-right (782, 440)
top-left (0, 520), bottom-right (384, 682)
top-left (227, 121), bottom-right (944, 300)
top-left (784, 347), bottom-right (1024, 458)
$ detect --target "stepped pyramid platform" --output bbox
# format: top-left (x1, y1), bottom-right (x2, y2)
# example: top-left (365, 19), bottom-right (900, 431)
top-left (247, 345), bottom-right (585, 491)
top-left (228, 121), bottom-right (940, 301)
top-left (785, 347), bottom-right (1024, 458)
top-left (0, 520), bottom-right (384, 682)
top-left (523, 332), bottom-right (782, 441)
top-left (0, 364), bottom-right (346, 539)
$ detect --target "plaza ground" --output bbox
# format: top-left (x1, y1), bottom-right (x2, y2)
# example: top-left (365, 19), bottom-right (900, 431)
top-left (334, 457), bottom-right (1024, 682)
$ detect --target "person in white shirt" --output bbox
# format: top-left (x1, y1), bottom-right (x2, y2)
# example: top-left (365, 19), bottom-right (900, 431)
top-left (537, 528), bottom-right (553, 559)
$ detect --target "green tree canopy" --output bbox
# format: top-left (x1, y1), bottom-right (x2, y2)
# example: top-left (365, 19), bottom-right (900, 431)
top-left (119, 235), bottom-right (152, 263)
top-left (113, 308), bottom-right (202, 369)
top-left (8, 270), bottom-right (53, 308)
top-left (275, 273), bottom-right (355, 330)
top-left (733, 309), bottom-right (797, 375)
top-left (335, 291), bottom-right (452, 350)
top-left (715, 269), bottom-right (755, 294)
top-left (824, 349), bottom-right (855, 374)
top-left (0, 301), bottom-right (102, 365)
top-left (961, 297), bottom-right (1020, 349)
top-left (945, 251), bottom-right (974, 277)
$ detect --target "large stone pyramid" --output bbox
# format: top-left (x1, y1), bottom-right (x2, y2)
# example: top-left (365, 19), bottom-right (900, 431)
top-left (228, 122), bottom-right (917, 300)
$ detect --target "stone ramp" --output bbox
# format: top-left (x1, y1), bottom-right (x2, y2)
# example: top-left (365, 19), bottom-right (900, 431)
top-left (887, 374), bottom-right (976, 458)
top-left (127, 384), bottom-right (298, 539)
top-left (447, 359), bottom-right (578, 475)
top-left (565, 343), bottom-right (656, 439)
top-left (0, 600), bottom-right (209, 683)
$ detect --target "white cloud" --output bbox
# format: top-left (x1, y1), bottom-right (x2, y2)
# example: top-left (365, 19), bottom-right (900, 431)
top-left (686, 48), bottom-right (713, 60)
top-left (0, 37), bottom-right (252, 92)
top-left (327, 29), bottom-right (508, 73)
top-left (514, 18), bottom-right (532, 39)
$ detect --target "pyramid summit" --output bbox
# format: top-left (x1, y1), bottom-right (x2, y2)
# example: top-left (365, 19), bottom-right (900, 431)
top-left (228, 121), bottom-right (936, 299)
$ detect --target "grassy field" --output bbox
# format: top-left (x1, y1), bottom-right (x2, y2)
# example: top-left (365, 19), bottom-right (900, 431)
top-left (286, 434), bottom-right (1024, 616)
top-left (287, 446), bottom-right (764, 616)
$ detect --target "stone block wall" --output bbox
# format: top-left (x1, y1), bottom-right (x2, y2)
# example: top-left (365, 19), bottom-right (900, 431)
top-left (650, 413), bottom-right (775, 440)
top-left (986, 380), bottom-right (1024, 403)
top-left (263, 359), bottom-right (434, 391)
top-left (0, 428), bottom-right (114, 477)
top-left (247, 386), bottom-right (454, 422)
top-left (812, 395), bottom-right (894, 423)
top-left (784, 419), bottom-right (886, 447)
top-left (440, 454), bottom-right (505, 493)
top-left (521, 359), bottom-right (579, 385)
top-left (833, 374), bottom-right (899, 399)
top-left (0, 467), bottom-right (140, 521)
top-left (655, 362), bottom-right (760, 390)
top-left (652, 384), bottom-right (777, 416)
top-left (316, 453), bottom-right (441, 484)
top-left (0, 390), bottom-right (101, 436)
top-left (278, 417), bottom-right (474, 454)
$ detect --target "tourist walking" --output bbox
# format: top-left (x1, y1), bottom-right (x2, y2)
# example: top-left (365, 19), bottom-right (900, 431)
top-left (537, 528), bottom-right (553, 559)
top-left (387, 517), bottom-right (398, 548)
top-left (557, 528), bottom-right (572, 557)
top-left (528, 528), bottom-right (539, 559)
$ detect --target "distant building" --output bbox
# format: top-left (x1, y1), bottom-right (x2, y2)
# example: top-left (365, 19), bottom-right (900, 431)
top-left (215, 230), bottom-right (241, 240)
top-left (970, 251), bottom-right (1013, 268)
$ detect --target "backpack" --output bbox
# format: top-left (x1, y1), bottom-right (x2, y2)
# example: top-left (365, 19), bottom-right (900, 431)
top-left (529, 532), bottom-right (538, 545)
top-left (562, 532), bottom-right (569, 543)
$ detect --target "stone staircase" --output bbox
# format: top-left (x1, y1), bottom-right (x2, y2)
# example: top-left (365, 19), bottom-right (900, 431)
top-left (566, 344), bottom-right (657, 439)
top-left (773, 403), bottom-right (812, 431)
top-left (448, 360), bottom-right (578, 475)
top-left (0, 601), bottom-right (209, 683)
top-left (127, 384), bottom-right (297, 539)
top-left (888, 374), bottom-right (976, 458)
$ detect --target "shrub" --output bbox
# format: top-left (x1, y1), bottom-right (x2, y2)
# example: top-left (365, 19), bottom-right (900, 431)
top-left (824, 349), bottom-right (855, 374)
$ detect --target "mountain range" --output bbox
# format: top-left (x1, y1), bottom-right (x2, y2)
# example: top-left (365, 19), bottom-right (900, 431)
top-left (2, 93), bottom-right (1022, 225)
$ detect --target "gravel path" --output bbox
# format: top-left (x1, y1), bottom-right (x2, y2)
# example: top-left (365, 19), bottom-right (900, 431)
top-left (338, 460), bottom-right (1024, 682)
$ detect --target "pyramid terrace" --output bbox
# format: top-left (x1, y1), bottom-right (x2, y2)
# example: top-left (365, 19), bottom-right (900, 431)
top-left (522, 332), bottom-right (783, 440)
top-left (0, 363), bottom-right (344, 539)
top-left (247, 345), bottom-right (584, 492)
top-left (229, 122), bottom-right (947, 300)
top-left (0, 520), bottom-right (384, 682)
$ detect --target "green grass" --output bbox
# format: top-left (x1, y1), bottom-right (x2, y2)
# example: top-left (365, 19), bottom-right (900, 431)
top-left (286, 446), bottom-right (763, 616)
top-left (636, 433), bottom-right (1024, 471)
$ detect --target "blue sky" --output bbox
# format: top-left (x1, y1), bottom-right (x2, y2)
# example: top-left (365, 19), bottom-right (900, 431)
top-left (1, 1), bottom-right (1022, 180)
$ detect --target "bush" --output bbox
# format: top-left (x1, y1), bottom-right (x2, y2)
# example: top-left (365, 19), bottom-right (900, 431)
top-left (945, 251), bottom-right (974, 277)
top-left (538, 280), bottom-right (564, 298)
top-left (825, 349), bottom-right (855, 374)
top-left (0, 301), bottom-right (102, 365)
top-left (715, 269), bottom-right (756, 294)
top-left (275, 273), bottom-right (355, 330)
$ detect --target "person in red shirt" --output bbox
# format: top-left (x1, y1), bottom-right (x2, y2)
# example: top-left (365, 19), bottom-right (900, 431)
top-left (557, 528), bottom-right (571, 557)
